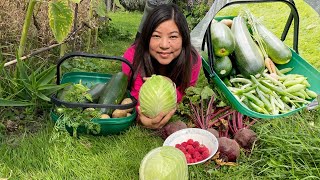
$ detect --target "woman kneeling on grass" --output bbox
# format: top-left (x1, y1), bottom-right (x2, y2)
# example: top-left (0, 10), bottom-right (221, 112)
top-left (122, 3), bottom-right (202, 129)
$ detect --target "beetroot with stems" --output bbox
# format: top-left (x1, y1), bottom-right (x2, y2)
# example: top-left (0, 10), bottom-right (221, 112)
top-left (207, 127), bottom-right (219, 138)
top-left (217, 137), bottom-right (240, 162)
top-left (227, 111), bottom-right (258, 150)
top-left (234, 128), bottom-right (257, 150)
top-left (159, 120), bottom-right (187, 139)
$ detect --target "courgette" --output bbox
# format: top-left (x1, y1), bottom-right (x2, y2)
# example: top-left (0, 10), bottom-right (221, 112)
top-left (210, 21), bottom-right (235, 57)
top-left (213, 55), bottom-right (233, 78)
top-left (231, 16), bottom-right (265, 77)
top-left (254, 21), bottom-right (292, 64)
top-left (85, 83), bottom-right (107, 103)
top-left (98, 72), bottom-right (128, 115)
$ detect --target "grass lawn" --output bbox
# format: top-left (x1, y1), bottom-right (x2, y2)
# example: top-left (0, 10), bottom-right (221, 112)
top-left (1, 0), bottom-right (320, 179)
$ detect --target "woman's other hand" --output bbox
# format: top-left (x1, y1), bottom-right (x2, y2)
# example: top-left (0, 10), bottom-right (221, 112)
top-left (142, 77), bottom-right (150, 81)
top-left (137, 106), bottom-right (176, 129)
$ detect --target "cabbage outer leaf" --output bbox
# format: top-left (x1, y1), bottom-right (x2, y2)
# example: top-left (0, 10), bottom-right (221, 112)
top-left (139, 146), bottom-right (188, 180)
top-left (139, 75), bottom-right (177, 118)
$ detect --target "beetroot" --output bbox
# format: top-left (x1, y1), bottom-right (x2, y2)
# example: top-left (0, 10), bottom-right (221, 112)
top-left (206, 128), bottom-right (219, 138)
top-left (160, 120), bottom-right (187, 139)
top-left (217, 137), bottom-right (240, 162)
top-left (234, 128), bottom-right (257, 149)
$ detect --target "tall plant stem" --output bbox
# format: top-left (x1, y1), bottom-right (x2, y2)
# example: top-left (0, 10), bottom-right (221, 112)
top-left (18, 0), bottom-right (37, 58)
top-left (72, 3), bottom-right (79, 51)
top-left (60, 44), bottom-right (67, 57)
top-left (86, 1), bottom-right (93, 52)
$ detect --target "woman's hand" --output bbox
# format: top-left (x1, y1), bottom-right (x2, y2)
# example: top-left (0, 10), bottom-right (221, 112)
top-left (137, 106), bottom-right (176, 129)
top-left (142, 77), bottom-right (150, 81)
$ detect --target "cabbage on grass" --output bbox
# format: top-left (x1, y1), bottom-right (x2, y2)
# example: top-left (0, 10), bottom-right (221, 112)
top-left (139, 146), bottom-right (188, 180)
top-left (139, 75), bottom-right (177, 118)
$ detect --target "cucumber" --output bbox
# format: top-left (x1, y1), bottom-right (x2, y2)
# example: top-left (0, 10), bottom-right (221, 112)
top-left (85, 83), bottom-right (107, 103)
top-left (231, 16), bottom-right (265, 77)
top-left (255, 22), bottom-right (292, 65)
top-left (213, 55), bottom-right (233, 78)
top-left (98, 72), bottom-right (128, 115)
top-left (210, 21), bottom-right (235, 57)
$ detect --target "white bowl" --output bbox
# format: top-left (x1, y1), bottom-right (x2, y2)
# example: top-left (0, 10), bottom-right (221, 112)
top-left (163, 128), bottom-right (219, 165)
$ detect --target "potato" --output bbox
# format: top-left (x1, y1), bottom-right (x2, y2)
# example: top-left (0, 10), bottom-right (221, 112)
top-left (101, 114), bottom-right (110, 119)
top-left (121, 98), bottom-right (133, 113)
top-left (84, 108), bottom-right (95, 111)
top-left (112, 109), bottom-right (127, 118)
top-left (220, 19), bottom-right (233, 28)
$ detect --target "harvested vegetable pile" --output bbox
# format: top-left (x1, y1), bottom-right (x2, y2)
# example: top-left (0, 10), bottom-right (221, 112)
top-left (202, 10), bottom-right (319, 116)
top-left (53, 81), bottom-right (102, 139)
top-left (226, 68), bottom-right (316, 115)
top-left (52, 72), bottom-right (136, 138)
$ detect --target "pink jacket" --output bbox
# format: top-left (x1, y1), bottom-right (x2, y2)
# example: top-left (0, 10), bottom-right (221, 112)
top-left (122, 45), bottom-right (202, 104)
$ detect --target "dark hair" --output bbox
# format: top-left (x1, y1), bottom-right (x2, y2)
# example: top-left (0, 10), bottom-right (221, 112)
top-left (132, 3), bottom-right (199, 92)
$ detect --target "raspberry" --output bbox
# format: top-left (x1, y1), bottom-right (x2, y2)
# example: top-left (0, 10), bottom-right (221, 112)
top-left (187, 158), bottom-right (192, 163)
top-left (181, 142), bottom-right (188, 147)
top-left (187, 139), bottom-right (194, 145)
top-left (198, 146), bottom-right (207, 153)
top-left (185, 153), bottom-right (192, 160)
top-left (195, 151), bottom-right (201, 156)
top-left (196, 155), bottom-right (203, 161)
top-left (186, 146), bottom-right (195, 154)
top-left (202, 149), bottom-right (209, 155)
top-left (192, 151), bottom-right (201, 159)
top-left (189, 158), bottom-right (196, 163)
top-left (179, 146), bottom-right (187, 154)
top-left (192, 141), bottom-right (200, 148)
top-left (202, 150), bottom-right (210, 159)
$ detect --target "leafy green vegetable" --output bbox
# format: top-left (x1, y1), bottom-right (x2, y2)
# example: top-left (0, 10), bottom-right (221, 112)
top-left (177, 86), bottom-right (215, 116)
top-left (185, 86), bottom-right (214, 103)
top-left (139, 146), bottom-right (188, 180)
top-left (139, 75), bottom-right (177, 118)
top-left (51, 81), bottom-right (101, 140)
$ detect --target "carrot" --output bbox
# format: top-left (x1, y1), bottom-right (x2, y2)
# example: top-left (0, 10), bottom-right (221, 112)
top-left (264, 57), bottom-right (277, 75)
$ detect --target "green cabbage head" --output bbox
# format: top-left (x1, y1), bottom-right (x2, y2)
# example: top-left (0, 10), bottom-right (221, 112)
top-left (139, 146), bottom-right (188, 180)
top-left (139, 75), bottom-right (177, 118)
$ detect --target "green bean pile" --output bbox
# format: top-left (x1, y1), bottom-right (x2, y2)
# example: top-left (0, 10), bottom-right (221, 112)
top-left (225, 68), bottom-right (317, 115)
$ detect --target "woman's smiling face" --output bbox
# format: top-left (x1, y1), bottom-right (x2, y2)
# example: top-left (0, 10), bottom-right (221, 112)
top-left (149, 19), bottom-right (182, 65)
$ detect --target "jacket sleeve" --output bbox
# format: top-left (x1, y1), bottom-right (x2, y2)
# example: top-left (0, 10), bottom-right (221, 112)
top-left (122, 45), bottom-right (142, 105)
top-left (176, 54), bottom-right (202, 102)
top-left (122, 45), bottom-right (135, 76)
